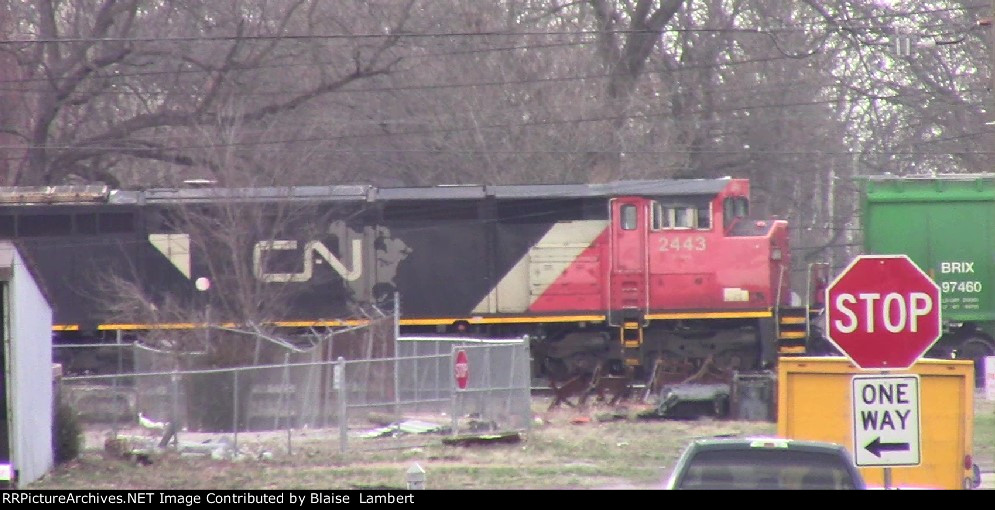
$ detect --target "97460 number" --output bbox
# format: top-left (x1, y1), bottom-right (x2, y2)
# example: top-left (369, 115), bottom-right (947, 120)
top-left (941, 281), bottom-right (982, 293)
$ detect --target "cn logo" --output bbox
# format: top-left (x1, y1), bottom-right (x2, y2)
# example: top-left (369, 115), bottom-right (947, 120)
top-left (253, 239), bottom-right (363, 282)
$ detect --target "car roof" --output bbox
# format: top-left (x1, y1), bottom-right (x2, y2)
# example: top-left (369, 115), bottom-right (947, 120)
top-left (687, 436), bottom-right (849, 454)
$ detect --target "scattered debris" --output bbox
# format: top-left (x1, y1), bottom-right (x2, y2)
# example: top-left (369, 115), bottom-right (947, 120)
top-left (464, 418), bottom-right (498, 433)
top-left (441, 431), bottom-right (521, 447)
top-left (357, 414), bottom-right (503, 440)
top-left (398, 420), bottom-right (445, 435)
top-left (637, 383), bottom-right (730, 420)
top-left (357, 419), bottom-right (448, 439)
top-left (104, 436), bottom-right (159, 466)
top-left (138, 412), bottom-right (168, 432)
top-left (357, 425), bottom-right (397, 439)
top-left (595, 410), bottom-right (629, 422)
top-left (365, 412), bottom-right (399, 427)
top-left (104, 431), bottom-right (276, 463)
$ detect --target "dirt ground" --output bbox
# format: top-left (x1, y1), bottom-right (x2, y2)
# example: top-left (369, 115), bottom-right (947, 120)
top-left (28, 395), bottom-right (995, 490)
top-left (36, 396), bottom-right (775, 490)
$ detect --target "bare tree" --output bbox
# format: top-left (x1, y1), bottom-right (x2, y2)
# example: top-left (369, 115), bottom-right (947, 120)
top-left (4, 0), bottom-right (415, 186)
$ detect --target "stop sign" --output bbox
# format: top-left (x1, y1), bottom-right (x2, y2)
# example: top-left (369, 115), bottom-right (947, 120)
top-left (825, 255), bottom-right (941, 370)
top-left (454, 349), bottom-right (469, 390)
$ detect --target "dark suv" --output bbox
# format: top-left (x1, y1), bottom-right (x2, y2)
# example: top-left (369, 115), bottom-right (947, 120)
top-left (665, 437), bottom-right (866, 490)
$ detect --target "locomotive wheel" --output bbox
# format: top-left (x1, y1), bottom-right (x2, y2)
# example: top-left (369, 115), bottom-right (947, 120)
top-left (647, 350), bottom-right (696, 387)
top-left (713, 347), bottom-right (757, 374)
top-left (543, 358), bottom-right (571, 381)
top-left (955, 336), bottom-right (995, 389)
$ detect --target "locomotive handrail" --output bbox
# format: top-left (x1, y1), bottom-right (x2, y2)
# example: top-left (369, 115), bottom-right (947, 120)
top-left (774, 261), bottom-right (786, 339)
top-left (805, 262), bottom-right (830, 341)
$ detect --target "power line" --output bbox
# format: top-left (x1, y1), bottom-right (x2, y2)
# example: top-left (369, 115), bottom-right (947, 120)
top-left (0, 28), bottom-right (815, 45)
top-left (0, 43), bottom-right (850, 93)
top-left (0, 3), bottom-right (986, 46)
top-left (0, 83), bottom-right (981, 160)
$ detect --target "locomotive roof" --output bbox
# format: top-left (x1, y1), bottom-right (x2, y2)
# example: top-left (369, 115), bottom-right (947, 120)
top-left (0, 178), bottom-right (736, 205)
top-left (140, 178), bottom-right (734, 203)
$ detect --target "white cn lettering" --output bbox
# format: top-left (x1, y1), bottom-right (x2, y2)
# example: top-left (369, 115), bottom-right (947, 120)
top-left (833, 292), bottom-right (933, 333)
top-left (253, 240), bottom-right (363, 282)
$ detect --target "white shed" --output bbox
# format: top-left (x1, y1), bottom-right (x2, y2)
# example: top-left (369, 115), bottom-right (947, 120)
top-left (1, 241), bottom-right (54, 487)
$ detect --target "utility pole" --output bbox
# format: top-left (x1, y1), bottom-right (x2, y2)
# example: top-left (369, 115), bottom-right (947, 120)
top-left (982, 2), bottom-right (995, 160)
top-left (987, 0), bottom-right (995, 170)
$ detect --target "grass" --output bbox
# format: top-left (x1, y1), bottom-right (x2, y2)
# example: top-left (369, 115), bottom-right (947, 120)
top-left (25, 395), bottom-right (994, 490)
top-left (975, 396), bottom-right (995, 471)
top-left (28, 400), bottom-right (775, 490)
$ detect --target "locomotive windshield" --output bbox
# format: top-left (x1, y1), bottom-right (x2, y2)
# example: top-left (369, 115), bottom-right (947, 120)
top-left (722, 196), bottom-right (749, 227)
top-left (651, 201), bottom-right (711, 230)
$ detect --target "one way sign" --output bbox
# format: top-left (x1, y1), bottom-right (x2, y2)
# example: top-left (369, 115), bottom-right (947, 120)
top-left (851, 374), bottom-right (921, 467)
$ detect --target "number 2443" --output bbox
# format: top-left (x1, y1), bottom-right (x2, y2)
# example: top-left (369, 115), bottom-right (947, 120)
top-left (659, 236), bottom-right (706, 252)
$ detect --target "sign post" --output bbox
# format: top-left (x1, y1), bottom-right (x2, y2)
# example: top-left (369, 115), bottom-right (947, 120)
top-left (825, 255), bottom-right (941, 487)
top-left (451, 349), bottom-right (470, 437)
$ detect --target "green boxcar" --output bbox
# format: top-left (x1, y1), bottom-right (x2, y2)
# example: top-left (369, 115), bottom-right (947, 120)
top-left (860, 174), bottom-right (995, 387)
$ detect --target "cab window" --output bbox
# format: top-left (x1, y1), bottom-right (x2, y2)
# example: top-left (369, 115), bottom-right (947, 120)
top-left (697, 204), bottom-right (711, 229)
top-left (620, 204), bottom-right (637, 230)
top-left (652, 201), bottom-right (710, 230)
top-left (723, 197), bottom-right (749, 226)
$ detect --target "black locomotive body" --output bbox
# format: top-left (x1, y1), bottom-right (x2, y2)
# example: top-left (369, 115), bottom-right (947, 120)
top-left (1, 178), bottom-right (807, 381)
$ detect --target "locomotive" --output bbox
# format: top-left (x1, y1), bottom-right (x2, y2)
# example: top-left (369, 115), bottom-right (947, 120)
top-left (1, 177), bottom-right (825, 384)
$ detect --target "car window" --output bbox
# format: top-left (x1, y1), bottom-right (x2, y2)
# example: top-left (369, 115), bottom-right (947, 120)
top-left (676, 449), bottom-right (857, 490)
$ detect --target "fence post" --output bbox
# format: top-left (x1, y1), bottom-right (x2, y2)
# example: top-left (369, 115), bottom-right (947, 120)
top-left (170, 358), bottom-right (180, 447)
top-left (521, 340), bottom-right (532, 431)
top-left (484, 344), bottom-right (492, 426)
top-left (393, 292), bottom-right (401, 424)
top-left (337, 356), bottom-right (347, 453)
top-left (282, 352), bottom-right (292, 455)
top-left (450, 347), bottom-right (458, 437)
top-left (111, 330), bottom-right (122, 439)
top-left (233, 369), bottom-right (239, 454)
top-left (506, 340), bottom-right (516, 423)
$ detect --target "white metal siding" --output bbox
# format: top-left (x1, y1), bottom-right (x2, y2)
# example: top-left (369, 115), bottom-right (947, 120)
top-left (2, 243), bottom-right (53, 486)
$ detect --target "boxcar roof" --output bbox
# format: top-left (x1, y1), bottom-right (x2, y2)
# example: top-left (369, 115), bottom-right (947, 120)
top-left (859, 172), bottom-right (995, 181)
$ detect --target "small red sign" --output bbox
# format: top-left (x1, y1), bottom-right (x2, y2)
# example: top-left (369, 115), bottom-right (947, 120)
top-left (454, 349), bottom-right (469, 390)
top-left (825, 255), bottom-right (942, 370)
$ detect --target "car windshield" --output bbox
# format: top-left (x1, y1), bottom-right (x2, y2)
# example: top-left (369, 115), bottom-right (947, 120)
top-left (677, 449), bottom-right (857, 490)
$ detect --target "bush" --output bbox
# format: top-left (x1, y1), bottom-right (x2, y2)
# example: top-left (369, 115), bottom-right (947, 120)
top-left (53, 401), bottom-right (82, 464)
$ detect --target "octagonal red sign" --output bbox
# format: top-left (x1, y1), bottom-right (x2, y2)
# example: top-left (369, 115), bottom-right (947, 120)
top-left (824, 255), bottom-right (941, 370)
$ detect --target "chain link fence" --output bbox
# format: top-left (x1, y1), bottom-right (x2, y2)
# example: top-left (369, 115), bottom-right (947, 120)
top-left (59, 331), bottom-right (532, 457)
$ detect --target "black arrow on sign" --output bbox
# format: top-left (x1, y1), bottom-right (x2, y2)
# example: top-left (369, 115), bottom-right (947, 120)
top-left (864, 437), bottom-right (910, 458)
